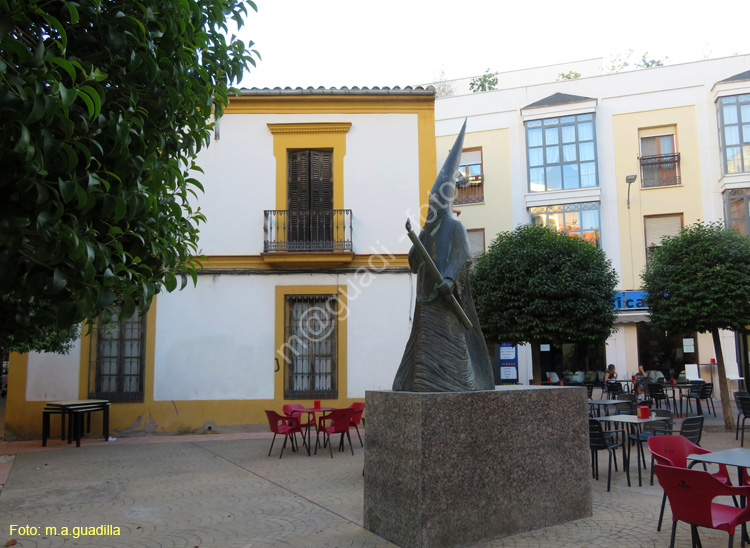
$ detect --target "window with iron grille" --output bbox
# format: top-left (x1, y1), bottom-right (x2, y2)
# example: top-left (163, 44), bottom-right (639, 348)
top-left (91, 307), bottom-right (145, 402)
top-left (529, 201), bottom-right (601, 247)
top-left (725, 188), bottom-right (750, 235)
top-left (718, 94), bottom-right (750, 175)
top-left (456, 148), bottom-right (484, 204)
top-left (640, 133), bottom-right (680, 187)
top-left (526, 114), bottom-right (598, 192)
top-left (284, 295), bottom-right (338, 399)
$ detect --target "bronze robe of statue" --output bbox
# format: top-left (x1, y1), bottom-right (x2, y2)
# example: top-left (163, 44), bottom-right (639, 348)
top-left (392, 212), bottom-right (495, 392)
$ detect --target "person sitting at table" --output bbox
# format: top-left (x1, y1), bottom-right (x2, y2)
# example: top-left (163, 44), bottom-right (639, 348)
top-left (604, 364), bottom-right (617, 383)
top-left (634, 364), bottom-right (648, 398)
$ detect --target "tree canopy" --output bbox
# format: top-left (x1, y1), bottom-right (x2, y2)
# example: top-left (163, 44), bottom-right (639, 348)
top-left (472, 223), bottom-right (618, 383)
top-left (642, 221), bottom-right (750, 429)
top-left (0, 0), bottom-right (259, 352)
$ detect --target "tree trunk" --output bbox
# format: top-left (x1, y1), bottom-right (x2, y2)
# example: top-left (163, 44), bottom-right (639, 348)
top-left (531, 341), bottom-right (542, 385)
top-left (711, 327), bottom-right (735, 431)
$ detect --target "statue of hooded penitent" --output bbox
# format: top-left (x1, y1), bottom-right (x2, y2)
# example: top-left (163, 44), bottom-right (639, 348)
top-left (393, 120), bottom-right (495, 392)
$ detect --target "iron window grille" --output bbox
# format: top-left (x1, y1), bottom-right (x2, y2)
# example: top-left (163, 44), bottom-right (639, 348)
top-left (529, 201), bottom-right (601, 247)
top-left (639, 153), bottom-right (680, 187)
top-left (264, 209), bottom-right (352, 252)
top-left (283, 295), bottom-right (338, 399)
top-left (456, 148), bottom-right (484, 204)
top-left (90, 307), bottom-right (145, 403)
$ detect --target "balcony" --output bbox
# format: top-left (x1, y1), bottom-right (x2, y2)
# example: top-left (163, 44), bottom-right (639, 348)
top-left (454, 174), bottom-right (484, 205)
top-left (262, 209), bottom-right (354, 268)
top-left (640, 153), bottom-right (681, 188)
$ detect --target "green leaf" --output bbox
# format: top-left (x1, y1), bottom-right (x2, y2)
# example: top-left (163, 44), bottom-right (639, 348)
top-left (56, 302), bottom-right (78, 329)
top-left (51, 268), bottom-right (68, 293)
top-left (59, 83), bottom-right (76, 108)
top-left (64, 1), bottom-right (80, 24)
top-left (48, 57), bottom-right (77, 82)
top-left (13, 124), bottom-right (30, 153)
top-left (79, 85), bottom-right (102, 119)
top-left (77, 89), bottom-right (95, 118)
top-left (163, 271), bottom-right (177, 292)
top-left (58, 177), bottom-right (75, 203)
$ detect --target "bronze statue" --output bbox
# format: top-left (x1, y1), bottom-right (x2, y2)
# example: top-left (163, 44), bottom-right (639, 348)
top-left (393, 120), bottom-right (495, 392)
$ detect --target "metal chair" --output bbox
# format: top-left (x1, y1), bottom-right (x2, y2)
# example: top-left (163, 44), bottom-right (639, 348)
top-left (315, 408), bottom-right (356, 458)
top-left (589, 418), bottom-right (629, 492)
top-left (265, 410), bottom-right (305, 459)
top-left (734, 391), bottom-right (750, 441)
top-left (738, 396), bottom-right (750, 447)
top-left (685, 383), bottom-right (716, 417)
top-left (647, 383), bottom-right (674, 412)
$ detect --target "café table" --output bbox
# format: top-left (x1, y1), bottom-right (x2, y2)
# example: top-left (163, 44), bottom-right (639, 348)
top-left (668, 383), bottom-right (693, 417)
top-left (598, 414), bottom-right (664, 487)
top-left (688, 448), bottom-right (750, 542)
top-left (588, 399), bottom-right (621, 417)
top-left (287, 406), bottom-right (335, 456)
top-left (43, 399), bottom-right (110, 448)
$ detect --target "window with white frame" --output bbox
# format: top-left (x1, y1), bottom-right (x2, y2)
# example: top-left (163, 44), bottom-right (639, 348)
top-left (456, 148), bottom-right (484, 204)
top-left (639, 130), bottom-right (680, 188)
top-left (529, 202), bottom-right (601, 247)
top-left (644, 214), bottom-right (683, 261)
top-left (526, 114), bottom-right (598, 192)
top-left (718, 94), bottom-right (750, 175)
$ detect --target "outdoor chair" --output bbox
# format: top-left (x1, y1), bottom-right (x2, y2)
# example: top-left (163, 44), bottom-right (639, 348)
top-left (631, 408), bottom-right (672, 471)
top-left (348, 402), bottom-right (365, 447)
top-left (738, 396), bottom-right (750, 448)
top-left (545, 372), bottom-right (560, 383)
top-left (585, 384), bottom-right (594, 399)
top-left (685, 382), bottom-right (716, 417)
top-left (315, 407), bottom-right (356, 458)
top-left (647, 383), bottom-right (675, 412)
top-left (735, 392), bottom-right (750, 442)
top-left (589, 418), bottom-right (628, 492)
top-left (604, 381), bottom-right (624, 399)
top-left (653, 464), bottom-right (750, 548)
top-left (647, 434), bottom-right (731, 532)
top-left (265, 410), bottom-right (305, 459)
top-left (283, 403), bottom-right (318, 435)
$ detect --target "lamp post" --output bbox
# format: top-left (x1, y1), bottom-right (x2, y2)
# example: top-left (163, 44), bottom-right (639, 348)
top-left (626, 174), bottom-right (637, 209)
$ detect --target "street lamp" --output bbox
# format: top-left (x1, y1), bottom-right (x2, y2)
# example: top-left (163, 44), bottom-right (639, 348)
top-left (626, 174), bottom-right (637, 209)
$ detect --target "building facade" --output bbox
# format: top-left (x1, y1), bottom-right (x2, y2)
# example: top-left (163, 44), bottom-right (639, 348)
top-left (5, 87), bottom-right (436, 439)
top-left (435, 56), bottom-right (750, 389)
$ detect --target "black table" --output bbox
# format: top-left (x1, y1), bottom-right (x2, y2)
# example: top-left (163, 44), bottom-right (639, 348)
top-left (43, 399), bottom-right (110, 447)
top-left (599, 414), bottom-right (664, 486)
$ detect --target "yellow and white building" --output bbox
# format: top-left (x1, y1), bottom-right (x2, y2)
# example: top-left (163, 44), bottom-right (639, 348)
top-left (5, 87), bottom-right (436, 439)
top-left (436, 55), bottom-right (750, 388)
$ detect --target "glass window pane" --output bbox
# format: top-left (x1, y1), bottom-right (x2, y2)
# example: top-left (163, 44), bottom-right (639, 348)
top-left (468, 164), bottom-right (481, 176)
top-left (740, 94), bottom-right (750, 102)
top-left (744, 146), bottom-right (750, 171)
top-left (724, 105), bottom-right (739, 125)
top-left (659, 136), bottom-right (675, 154)
top-left (529, 167), bottom-right (545, 191)
top-left (727, 147), bottom-right (742, 173)
top-left (562, 126), bottom-right (576, 143)
top-left (543, 117), bottom-right (559, 125)
top-left (578, 122), bottom-right (594, 141)
top-left (563, 164), bottom-right (580, 189)
top-left (580, 162), bottom-right (597, 187)
top-left (531, 214), bottom-right (546, 227)
top-left (565, 211), bottom-right (580, 231)
top-left (560, 115), bottom-right (575, 123)
top-left (741, 105), bottom-right (750, 124)
top-left (546, 145), bottom-right (560, 164)
top-left (578, 114), bottom-right (593, 121)
top-left (545, 127), bottom-right (559, 145)
top-left (546, 166), bottom-right (562, 190)
top-left (529, 147), bottom-right (544, 167)
top-left (722, 96), bottom-right (737, 104)
top-left (581, 209), bottom-right (599, 229)
top-left (528, 128), bottom-right (543, 147)
top-left (547, 212), bottom-right (564, 231)
top-left (563, 144), bottom-right (577, 162)
top-left (743, 124), bottom-right (750, 143)
top-left (579, 142), bottom-right (595, 161)
top-left (527, 120), bottom-right (542, 127)
top-left (726, 125), bottom-right (741, 146)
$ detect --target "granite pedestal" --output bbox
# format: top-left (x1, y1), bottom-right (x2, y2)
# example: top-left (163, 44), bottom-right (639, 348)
top-left (363, 386), bottom-right (591, 548)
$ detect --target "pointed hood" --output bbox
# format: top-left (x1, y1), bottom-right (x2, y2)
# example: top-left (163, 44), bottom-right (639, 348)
top-left (429, 119), bottom-right (467, 217)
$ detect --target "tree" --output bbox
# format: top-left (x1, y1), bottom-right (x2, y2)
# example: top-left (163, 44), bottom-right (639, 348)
top-left (0, 0), bottom-right (260, 351)
top-left (642, 222), bottom-right (750, 430)
top-left (469, 69), bottom-right (498, 93)
top-left (472, 224), bottom-right (618, 384)
top-left (608, 50), bottom-right (667, 72)
top-left (432, 68), bottom-right (455, 98)
top-left (557, 71), bottom-right (581, 81)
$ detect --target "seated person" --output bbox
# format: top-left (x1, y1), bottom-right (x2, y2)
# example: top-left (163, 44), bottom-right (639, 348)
top-left (634, 364), bottom-right (648, 398)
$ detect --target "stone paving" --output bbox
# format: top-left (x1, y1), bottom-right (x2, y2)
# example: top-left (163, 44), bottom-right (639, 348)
top-left (0, 405), bottom-right (747, 547)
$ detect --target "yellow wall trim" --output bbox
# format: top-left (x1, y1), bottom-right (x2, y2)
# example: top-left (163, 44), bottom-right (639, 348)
top-left (261, 252), bottom-right (355, 268)
top-left (199, 254), bottom-right (408, 270)
top-left (268, 122), bottom-right (352, 134)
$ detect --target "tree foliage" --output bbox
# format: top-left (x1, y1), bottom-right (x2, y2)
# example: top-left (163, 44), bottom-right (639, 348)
top-left (608, 50), bottom-right (666, 72)
top-left (472, 224), bottom-right (618, 382)
top-left (469, 69), bottom-right (498, 93)
top-left (557, 71), bottom-right (581, 80)
top-left (642, 221), bottom-right (750, 430)
top-left (0, 0), bottom-right (259, 352)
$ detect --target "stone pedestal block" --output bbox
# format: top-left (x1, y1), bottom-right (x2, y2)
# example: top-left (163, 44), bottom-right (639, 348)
top-left (363, 386), bottom-right (591, 548)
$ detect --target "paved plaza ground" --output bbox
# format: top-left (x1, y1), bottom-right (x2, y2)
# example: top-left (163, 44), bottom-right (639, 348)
top-left (0, 397), bottom-right (747, 548)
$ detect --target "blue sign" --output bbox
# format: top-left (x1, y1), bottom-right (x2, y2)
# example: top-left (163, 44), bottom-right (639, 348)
top-left (613, 291), bottom-right (647, 310)
top-left (497, 343), bottom-right (518, 382)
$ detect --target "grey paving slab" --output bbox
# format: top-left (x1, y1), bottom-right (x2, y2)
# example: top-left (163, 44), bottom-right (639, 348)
top-left (0, 404), bottom-right (747, 548)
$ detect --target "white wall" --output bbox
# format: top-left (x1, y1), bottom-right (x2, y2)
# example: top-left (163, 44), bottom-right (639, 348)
top-left (153, 271), bottom-right (414, 400)
top-left (194, 113), bottom-right (420, 257)
top-left (25, 339), bottom-right (82, 401)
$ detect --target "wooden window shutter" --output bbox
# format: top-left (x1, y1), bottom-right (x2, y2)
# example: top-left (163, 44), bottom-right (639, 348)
top-left (288, 150), bottom-right (310, 211)
top-left (309, 151), bottom-right (333, 211)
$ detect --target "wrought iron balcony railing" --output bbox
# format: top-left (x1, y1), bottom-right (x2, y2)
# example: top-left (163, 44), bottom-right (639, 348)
top-left (264, 209), bottom-right (353, 252)
top-left (454, 175), bottom-right (484, 205)
top-left (640, 153), bottom-right (681, 188)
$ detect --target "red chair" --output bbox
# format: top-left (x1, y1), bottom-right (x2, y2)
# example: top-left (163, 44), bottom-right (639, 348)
top-left (315, 408), bottom-right (355, 458)
top-left (283, 404), bottom-right (317, 435)
top-left (653, 464), bottom-right (750, 548)
top-left (265, 410), bottom-right (305, 459)
top-left (349, 402), bottom-right (365, 447)
top-left (648, 435), bottom-right (732, 532)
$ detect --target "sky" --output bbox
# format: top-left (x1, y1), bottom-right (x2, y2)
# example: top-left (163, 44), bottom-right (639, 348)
top-left (237, 0), bottom-right (750, 90)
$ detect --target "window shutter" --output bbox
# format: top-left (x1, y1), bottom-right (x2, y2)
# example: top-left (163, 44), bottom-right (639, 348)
top-left (288, 151), bottom-right (309, 211)
top-left (645, 215), bottom-right (682, 247)
top-left (309, 151), bottom-right (333, 211)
